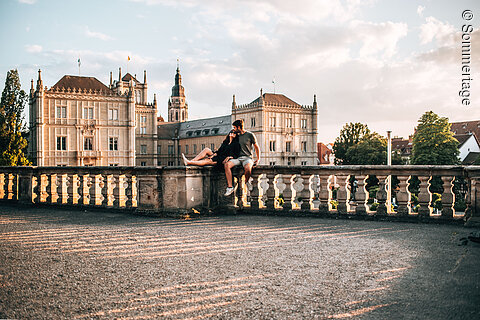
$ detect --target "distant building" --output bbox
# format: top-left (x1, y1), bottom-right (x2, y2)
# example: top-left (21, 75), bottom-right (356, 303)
top-left (454, 133), bottom-right (480, 163)
top-left (391, 136), bottom-right (413, 163)
top-left (451, 120), bottom-right (480, 137)
top-left (317, 142), bottom-right (334, 165)
top-left (28, 68), bottom-right (157, 166)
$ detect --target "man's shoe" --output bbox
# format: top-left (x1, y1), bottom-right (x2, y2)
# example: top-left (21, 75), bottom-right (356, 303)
top-left (224, 187), bottom-right (235, 196)
top-left (181, 153), bottom-right (188, 166)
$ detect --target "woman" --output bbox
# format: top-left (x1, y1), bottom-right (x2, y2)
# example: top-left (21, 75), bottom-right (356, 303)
top-left (182, 131), bottom-right (240, 167)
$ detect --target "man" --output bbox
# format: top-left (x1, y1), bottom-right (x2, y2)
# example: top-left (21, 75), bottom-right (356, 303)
top-left (224, 119), bottom-right (260, 196)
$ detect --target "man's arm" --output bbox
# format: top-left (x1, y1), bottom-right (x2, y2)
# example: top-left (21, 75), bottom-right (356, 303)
top-left (253, 143), bottom-right (260, 165)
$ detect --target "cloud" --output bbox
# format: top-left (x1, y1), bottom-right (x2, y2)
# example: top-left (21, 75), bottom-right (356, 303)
top-left (419, 16), bottom-right (455, 45)
top-left (417, 5), bottom-right (425, 17)
top-left (18, 0), bottom-right (36, 4)
top-left (25, 44), bottom-right (42, 53)
top-left (85, 27), bottom-right (114, 41)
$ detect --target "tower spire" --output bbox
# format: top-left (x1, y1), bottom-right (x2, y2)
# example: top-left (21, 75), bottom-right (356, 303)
top-left (118, 67), bottom-right (122, 82)
top-left (144, 70), bottom-right (147, 84)
top-left (110, 72), bottom-right (113, 87)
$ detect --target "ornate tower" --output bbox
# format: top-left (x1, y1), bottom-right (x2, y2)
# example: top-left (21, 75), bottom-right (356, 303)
top-left (168, 63), bottom-right (188, 122)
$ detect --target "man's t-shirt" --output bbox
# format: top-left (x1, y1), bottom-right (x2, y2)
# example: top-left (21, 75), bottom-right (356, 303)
top-left (238, 131), bottom-right (257, 158)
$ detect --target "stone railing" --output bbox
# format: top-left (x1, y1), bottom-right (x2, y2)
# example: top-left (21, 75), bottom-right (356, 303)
top-left (1, 165), bottom-right (480, 226)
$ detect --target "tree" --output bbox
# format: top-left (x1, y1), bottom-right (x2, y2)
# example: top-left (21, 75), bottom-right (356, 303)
top-left (345, 132), bottom-right (387, 165)
top-left (411, 111), bottom-right (459, 165)
top-left (333, 122), bottom-right (370, 165)
top-left (0, 69), bottom-right (30, 166)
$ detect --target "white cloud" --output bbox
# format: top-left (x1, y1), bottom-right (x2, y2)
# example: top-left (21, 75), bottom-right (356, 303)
top-left (417, 5), bottom-right (425, 17)
top-left (25, 44), bottom-right (42, 53)
top-left (419, 16), bottom-right (455, 45)
top-left (18, 0), bottom-right (36, 4)
top-left (85, 27), bottom-right (114, 41)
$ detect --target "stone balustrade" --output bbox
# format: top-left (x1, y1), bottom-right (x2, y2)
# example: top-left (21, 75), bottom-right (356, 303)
top-left (1, 165), bottom-right (480, 226)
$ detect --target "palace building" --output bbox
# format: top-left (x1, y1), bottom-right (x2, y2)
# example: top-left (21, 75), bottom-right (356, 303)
top-left (29, 65), bottom-right (318, 167)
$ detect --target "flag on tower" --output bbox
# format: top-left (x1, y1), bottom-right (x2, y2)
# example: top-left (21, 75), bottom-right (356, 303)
top-left (128, 56), bottom-right (131, 61)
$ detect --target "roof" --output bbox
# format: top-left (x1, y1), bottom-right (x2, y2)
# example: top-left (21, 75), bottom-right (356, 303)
top-left (250, 93), bottom-right (301, 107)
top-left (157, 115), bottom-right (232, 140)
top-left (463, 152), bottom-right (480, 165)
top-left (52, 75), bottom-right (110, 91)
top-left (451, 120), bottom-right (480, 139)
top-left (121, 73), bottom-right (140, 83)
top-left (454, 134), bottom-right (473, 147)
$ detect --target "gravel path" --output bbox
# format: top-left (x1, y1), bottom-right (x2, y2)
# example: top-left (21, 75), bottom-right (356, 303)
top-left (0, 205), bottom-right (479, 319)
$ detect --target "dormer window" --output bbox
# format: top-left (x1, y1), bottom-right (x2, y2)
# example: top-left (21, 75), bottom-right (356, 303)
top-left (212, 128), bottom-right (219, 134)
top-left (203, 129), bottom-right (210, 135)
top-left (195, 130), bottom-right (201, 136)
top-left (186, 131), bottom-right (193, 137)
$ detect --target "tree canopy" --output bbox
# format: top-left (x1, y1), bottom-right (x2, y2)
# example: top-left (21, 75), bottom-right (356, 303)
top-left (0, 69), bottom-right (30, 166)
top-left (333, 122), bottom-right (370, 165)
top-left (411, 111), bottom-right (459, 165)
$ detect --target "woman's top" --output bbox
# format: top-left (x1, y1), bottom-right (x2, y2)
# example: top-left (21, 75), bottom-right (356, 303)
top-left (211, 136), bottom-right (240, 165)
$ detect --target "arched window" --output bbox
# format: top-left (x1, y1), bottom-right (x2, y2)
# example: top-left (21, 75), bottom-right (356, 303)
top-left (176, 111), bottom-right (179, 121)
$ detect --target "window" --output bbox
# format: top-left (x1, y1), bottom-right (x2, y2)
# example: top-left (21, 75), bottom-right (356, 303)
top-left (201, 144), bottom-right (205, 150)
top-left (84, 107), bottom-right (94, 119)
top-left (211, 143), bottom-right (215, 151)
top-left (168, 161), bottom-right (174, 166)
top-left (157, 160), bottom-right (162, 166)
top-left (140, 127), bottom-right (146, 134)
top-left (84, 137), bottom-right (93, 151)
top-left (251, 118), bottom-right (256, 128)
top-left (269, 117), bottom-right (276, 128)
top-left (301, 161), bottom-right (307, 166)
top-left (301, 119), bottom-right (307, 129)
top-left (56, 136), bottom-right (67, 150)
top-left (109, 137), bottom-right (118, 151)
top-left (108, 109), bottom-right (118, 120)
top-left (141, 116), bottom-right (147, 123)
top-left (136, 91), bottom-right (142, 104)
top-left (301, 141), bottom-right (307, 152)
top-left (168, 145), bottom-right (174, 155)
top-left (185, 145), bottom-right (189, 154)
top-left (195, 131), bottom-right (201, 136)
top-left (286, 118), bottom-right (292, 128)
top-left (286, 141), bottom-right (291, 152)
top-left (193, 144), bottom-right (197, 154)
top-left (269, 141), bottom-right (276, 152)
top-left (157, 145), bottom-right (161, 154)
top-left (270, 162), bottom-right (276, 166)
top-left (109, 163), bottom-right (119, 167)
top-left (141, 161), bottom-right (146, 166)
top-left (56, 106), bottom-right (67, 119)
top-left (178, 145), bottom-right (181, 154)
top-left (141, 145), bottom-right (147, 154)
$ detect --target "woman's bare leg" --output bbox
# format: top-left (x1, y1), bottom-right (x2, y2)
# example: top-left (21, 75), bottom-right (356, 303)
top-left (191, 148), bottom-right (213, 161)
top-left (186, 158), bottom-right (217, 166)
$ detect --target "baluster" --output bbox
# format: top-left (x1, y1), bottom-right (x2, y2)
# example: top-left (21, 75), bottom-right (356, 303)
top-left (264, 171), bottom-right (276, 210)
top-left (292, 174), bottom-right (303, 209)
top-left (7, 174), bottom-right (16, 200)
top-left (319, 175), bottom-right (331, 214)
top-left (125, 175), bottom-right (135, 208)
top-left (106, 174), bottom-right (116, 207)
top-left (234, 174), bottom-right (245, 210)
top-left (49, 174), bottom-right (59, 203)
top-left (375, 175), bottom-right (388, 215)
top-left (81, 174), bottom-right (92, 205)
top-left (281, 174), bottom-right (293, 211)
top-left (40, 174), bottom-right (50, 203)
top-left (31, 174), bottom-right (38, 203)
top-left (113, 174), bottom-right (121, 207)
top-left (275, 174), bottom-right (287, 210)
top-left (417, 176), bottom-right (432, 217)
top-left (69, 174), bottom-right (80, 205)
top-left (336, 174), bottom-right (350, 214)
top-left (249, 171), bottom-right (261, 210)
top-left (57, 174), bottom-right (69, 204)
top-left (118, 174), bottom-right (127, 207)
top-left (311, 174), bottom-right (321, 210)
top-left (0, 173), bottom-right (5, 199)
top-left (441, 176), bottom-right (455, 219)
top-left (90, 174), bottom-right (104, 206)
top-left (396, 176), bottom-right (411, 216)
top-left (354, 175), bottom-right (368, 215)
top-left (300, 173), bottom-right (312, 211)
top-left (131, 175), bottom-right (138, 207)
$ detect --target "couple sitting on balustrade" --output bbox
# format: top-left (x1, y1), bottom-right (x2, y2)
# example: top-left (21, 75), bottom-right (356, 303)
top-left (182, 119), bottom-right (260, 196)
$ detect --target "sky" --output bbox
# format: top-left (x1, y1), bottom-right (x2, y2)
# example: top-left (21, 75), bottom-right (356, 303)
top-left (0, 0), bottom-right (479, 143)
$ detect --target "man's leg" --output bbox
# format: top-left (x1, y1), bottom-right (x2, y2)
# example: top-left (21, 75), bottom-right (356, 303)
top-left (244, 162), bottom-right (254, 183)
top-left (224, 160), bottom-right (236, 188)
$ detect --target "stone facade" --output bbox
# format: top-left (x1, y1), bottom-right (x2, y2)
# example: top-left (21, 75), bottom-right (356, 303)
top-left (28, 69), bottom-right (157, 167)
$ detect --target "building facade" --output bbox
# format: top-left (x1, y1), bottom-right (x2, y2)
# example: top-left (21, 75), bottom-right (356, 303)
top-left (28, 69), bottom-right (157, 166)
top-left (29, 65), bottom-right (318, 167)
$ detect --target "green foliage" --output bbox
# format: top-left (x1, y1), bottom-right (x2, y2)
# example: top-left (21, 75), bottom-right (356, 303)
top-left (345, 132), bottom-right (387, 165)
top-left (333, 122), bottom-right (370, 165)
top-left (411, 111), bottom-right (460, 165)
top-left (0, 69), bottom-right (30, 166)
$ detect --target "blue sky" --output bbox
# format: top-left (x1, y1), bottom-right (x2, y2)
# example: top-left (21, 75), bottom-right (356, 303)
top-left (1, 0), bottom-right (479, 142)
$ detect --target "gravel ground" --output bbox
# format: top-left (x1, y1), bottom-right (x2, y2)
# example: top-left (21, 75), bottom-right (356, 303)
top-left (0, 205), bottom-right (479, 320)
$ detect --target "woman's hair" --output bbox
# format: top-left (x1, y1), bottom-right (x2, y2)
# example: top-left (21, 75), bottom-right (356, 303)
top-left (221, 131), bottom-right (235, 145)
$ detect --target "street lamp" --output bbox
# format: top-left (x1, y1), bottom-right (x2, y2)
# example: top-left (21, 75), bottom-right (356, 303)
top-left (387, 131), bottom-right (392, 212)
